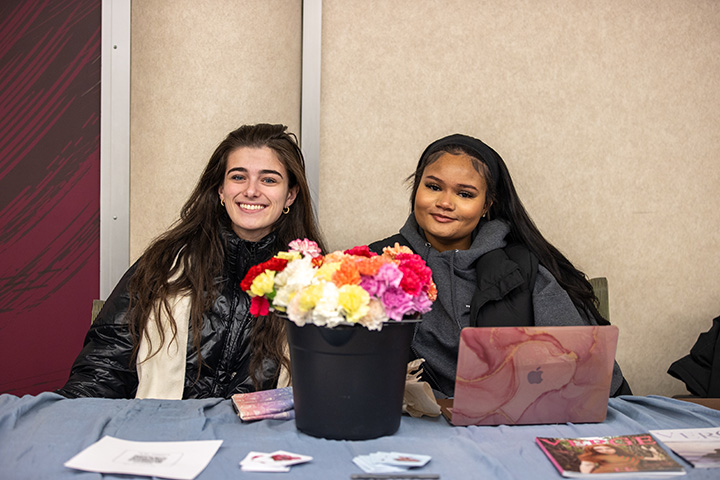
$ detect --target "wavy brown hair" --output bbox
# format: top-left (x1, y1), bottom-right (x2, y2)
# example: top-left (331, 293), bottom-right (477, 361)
top-left (127, 124), bottom-right (326, 388)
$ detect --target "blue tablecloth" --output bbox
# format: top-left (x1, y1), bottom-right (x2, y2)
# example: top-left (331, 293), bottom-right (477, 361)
top-left (1, 393), bottom-right (719, 479)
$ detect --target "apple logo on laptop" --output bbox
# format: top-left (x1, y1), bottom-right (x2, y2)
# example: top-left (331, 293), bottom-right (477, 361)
top-left (528, 367), bottom-right (544, 384)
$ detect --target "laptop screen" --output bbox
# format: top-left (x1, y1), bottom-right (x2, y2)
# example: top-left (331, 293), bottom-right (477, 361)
top-left (451, 325), bottom-right (619, 426)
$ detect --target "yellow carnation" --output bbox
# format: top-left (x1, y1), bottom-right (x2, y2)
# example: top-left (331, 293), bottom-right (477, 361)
top-left (338, 285), bottom-right (370, 323)
top-left (314, 262), bottom-right (341, 282)
top-left (250, 270), bottom-right (276, 297)
top-left (277, 251), bottom-right (301, 261)
top-left (298, 284), bottom-right (325, 311)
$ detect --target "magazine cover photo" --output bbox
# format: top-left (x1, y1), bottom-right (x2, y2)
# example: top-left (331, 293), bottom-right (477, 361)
top-left (536, 434), bottom-right (685, 477)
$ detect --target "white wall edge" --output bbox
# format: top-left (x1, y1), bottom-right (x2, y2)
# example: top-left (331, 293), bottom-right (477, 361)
top-left (100, 0), bottom-right (131, 299)
top-left (301, 0), bottom-right (322, 219)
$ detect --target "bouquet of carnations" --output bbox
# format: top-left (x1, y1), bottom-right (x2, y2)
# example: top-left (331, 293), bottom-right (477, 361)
top-left (241, 239), bottom-right (437, 330)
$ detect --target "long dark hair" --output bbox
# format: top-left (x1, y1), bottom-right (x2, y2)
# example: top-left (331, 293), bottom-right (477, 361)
top-left (127, 124), bottom-right (326, 386)
top-left (408, 134), bottom-right (607, 325)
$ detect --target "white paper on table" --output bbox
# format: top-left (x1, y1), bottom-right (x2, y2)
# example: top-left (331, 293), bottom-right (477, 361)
top-left (64, 435), bottom-right (223, 480)
top-left (651, 426), bottom-right (720, 442)
top-left (650, 427), bottom-right (720, 468)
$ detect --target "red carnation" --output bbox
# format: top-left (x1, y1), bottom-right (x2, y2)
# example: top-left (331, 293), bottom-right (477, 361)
top-left (399, 266), bottom-right (423, 296)
top-left (250, 296), bottom-right (270, 316)
top-left (396, 254), bottom-right (432, 286)
top-left (266, 257), bottom-right (289, 270)
top-left (240, 257), bottom-right (289, 292)
top-left (343, 245), bottom-right (377, 258)
top-left (241, 264), bottom-right (266, 291)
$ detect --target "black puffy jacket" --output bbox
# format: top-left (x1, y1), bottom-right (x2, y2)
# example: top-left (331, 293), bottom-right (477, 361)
top-left (57, 230), bottom-right (279, 399)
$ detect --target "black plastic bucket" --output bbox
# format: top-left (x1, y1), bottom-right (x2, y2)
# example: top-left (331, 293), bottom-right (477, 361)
top-left (286, 320), bottom-right (415, 440)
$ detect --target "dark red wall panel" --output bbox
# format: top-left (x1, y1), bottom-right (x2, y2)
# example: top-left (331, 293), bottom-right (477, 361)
top-left (0, 0), bottom-right (101, 395)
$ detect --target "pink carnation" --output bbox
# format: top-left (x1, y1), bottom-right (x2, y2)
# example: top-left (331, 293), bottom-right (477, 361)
top-left (289, 238), bottom-right (322, 258)
top-left (359, 276), bottom-right (383, 297)
top-left (412, 292), bottom-right (433, 314)
top-left (377, 262), bottom-right (403, 287)
top-left (381, 286), bottom-right (415, 321)
top-left (360, 262), bottom-right (403, 297)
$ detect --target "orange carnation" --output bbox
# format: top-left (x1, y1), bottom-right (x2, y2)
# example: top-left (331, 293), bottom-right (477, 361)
top-left (382, 242), bottom-right (414, 260)
top-left (355, 255), bottom-right (390, 276)
top-left (332, 258), bottom-right (361, 286)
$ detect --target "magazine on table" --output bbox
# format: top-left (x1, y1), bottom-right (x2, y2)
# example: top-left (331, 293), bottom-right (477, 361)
top-left (650, 427), bottom-right (720, 469)
top-left (536, 433), bottom-right (686, 477)
top-left (231, 387), bottom-right (294, 421)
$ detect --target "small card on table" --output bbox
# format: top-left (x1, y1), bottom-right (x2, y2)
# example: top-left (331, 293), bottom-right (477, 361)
top-left (240, 450), bottom-right (312, 472)
top-left (353, 451), bottom-right (432, 474)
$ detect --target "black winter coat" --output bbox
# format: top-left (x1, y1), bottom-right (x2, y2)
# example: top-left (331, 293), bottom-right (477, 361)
top-left (668, 315), bottom-right (720, 397)
top-left (57, 231), bottom-right (279, 399)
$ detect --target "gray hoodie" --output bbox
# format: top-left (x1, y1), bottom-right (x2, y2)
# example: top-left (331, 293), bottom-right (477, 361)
top-left (396, 213), bottom-right (625, 396)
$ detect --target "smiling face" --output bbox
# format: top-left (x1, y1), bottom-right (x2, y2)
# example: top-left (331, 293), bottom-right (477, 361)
top-left (218, 146), bottom-right (298, 242)
top-left (413, 152), bottom-right (490, 252)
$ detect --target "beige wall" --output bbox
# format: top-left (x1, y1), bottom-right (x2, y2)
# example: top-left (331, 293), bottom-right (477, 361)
top-left (130, 0), bottom-right (303, 258)
top-left (131, 0), bottom-right (720, 397)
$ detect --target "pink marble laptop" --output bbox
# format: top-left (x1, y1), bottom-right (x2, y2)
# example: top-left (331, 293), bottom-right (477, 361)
top-left (450, 326), bottom-right (619, 426)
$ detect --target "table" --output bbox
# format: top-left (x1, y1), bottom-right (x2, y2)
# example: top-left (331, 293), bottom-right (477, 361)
top-left (1, 393), bottom-right (719, 479)
top-left (674, 396), bottom-right (720, 410)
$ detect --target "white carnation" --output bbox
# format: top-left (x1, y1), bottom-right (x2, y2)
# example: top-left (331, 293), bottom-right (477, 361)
top-left (273, 257), bottom-right (316, 309)
top-left (357, 298), bottom-right (389, 331)
top-left (310, 282), bottom-right (343, 327)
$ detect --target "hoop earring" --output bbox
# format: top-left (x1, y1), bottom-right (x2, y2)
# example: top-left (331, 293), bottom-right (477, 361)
top-left (283, 206), bottom-right (290, 215)
top-left (220, 198), bottom-right (225, 207)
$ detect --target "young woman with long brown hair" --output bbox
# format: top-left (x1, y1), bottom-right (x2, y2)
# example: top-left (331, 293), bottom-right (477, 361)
top-left (58, 124), bottom-right (325, 398)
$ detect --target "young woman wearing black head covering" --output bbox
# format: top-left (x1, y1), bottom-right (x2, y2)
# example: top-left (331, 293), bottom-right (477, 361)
top-left (370, 134), bottom-right (631, 397)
